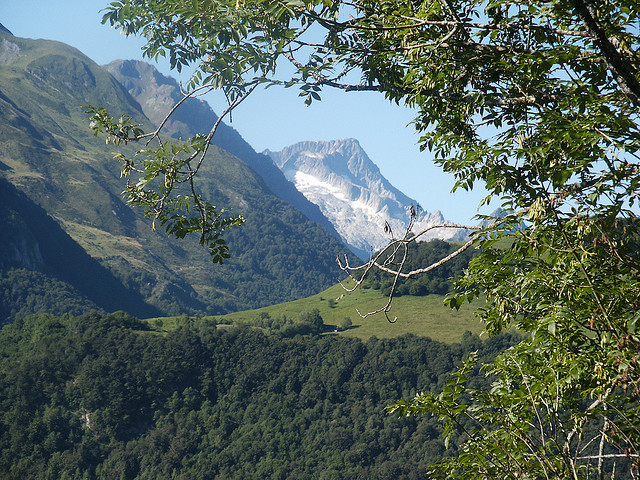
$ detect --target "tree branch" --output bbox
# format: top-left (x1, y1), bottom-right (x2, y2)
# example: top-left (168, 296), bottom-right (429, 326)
top-left (304, 8), bottom-right (590, 39)
top-left (571, 0), bottom-right (640, 107)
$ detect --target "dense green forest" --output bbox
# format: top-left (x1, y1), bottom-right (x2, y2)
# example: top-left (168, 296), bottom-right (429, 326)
top-left (0, 311), bottom-right (515, 479)
top-left (0, 269), bottom-right (101, 322)
top-left (362, 240), bottom-right (477, 297)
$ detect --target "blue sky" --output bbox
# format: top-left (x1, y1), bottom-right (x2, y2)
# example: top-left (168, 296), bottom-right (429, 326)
top-left (2, 0), bottom-right (489, 223)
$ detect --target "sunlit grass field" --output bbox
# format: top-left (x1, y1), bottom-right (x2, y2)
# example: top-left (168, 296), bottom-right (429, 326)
top-left (145, 281), bottom-right (484, 344)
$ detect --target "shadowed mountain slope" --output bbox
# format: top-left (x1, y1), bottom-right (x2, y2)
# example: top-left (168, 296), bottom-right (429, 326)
top-left (0, 177), bottom-right (160, 323)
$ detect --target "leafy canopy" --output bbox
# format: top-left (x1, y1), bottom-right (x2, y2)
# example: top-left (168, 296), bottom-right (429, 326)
top-left (99, 0), bottom-right (640, 477)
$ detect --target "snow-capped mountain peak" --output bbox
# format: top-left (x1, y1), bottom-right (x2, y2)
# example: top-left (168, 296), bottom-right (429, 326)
top-left (265, 139), bottom-right (468, 259)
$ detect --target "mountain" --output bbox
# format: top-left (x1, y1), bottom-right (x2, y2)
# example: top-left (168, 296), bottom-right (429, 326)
top-left (0, 29), bottom-right (347, 321)
top-left (103, 59), bottom-right (342, 241)
top-left (266, 139), bottom-right (469, 259)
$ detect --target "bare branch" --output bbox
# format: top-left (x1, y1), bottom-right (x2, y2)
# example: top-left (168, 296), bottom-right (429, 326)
top-left (372, 236), bottom-right (474, 278)
top-left (337, 220), bottom-right (476, 321)
top-left (303, 8), bottom-right (590, 39)
top-left (397, 17), bottom-right (591, 39)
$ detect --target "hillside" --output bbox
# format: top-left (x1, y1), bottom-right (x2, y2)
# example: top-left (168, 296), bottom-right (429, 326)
top-left (0, 30), bottom-right (348, 321)
top-left (0, 311), bottom-right (515, 479)
top-left (212, 281), bottom-right (482, 343)
top-left (104, 59), bottom-right (342, 242)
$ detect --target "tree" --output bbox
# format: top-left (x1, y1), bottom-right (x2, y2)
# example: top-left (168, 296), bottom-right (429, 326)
top-left (339, 317), bottom-right (352, 331)
top-left (96, 0), bottom-right (640, 477)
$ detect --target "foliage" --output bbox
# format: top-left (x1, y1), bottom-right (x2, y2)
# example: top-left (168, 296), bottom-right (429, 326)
top-left (101, 0), bottom-right (640, 477)
top-left (0, 312), bottom-right (516, 479)
top-left (240, 308), bottom-right (325, 336)
top-left (0, 269), bottom-right (100, 324)
top-left (339, 316), bottom-right (353, 331)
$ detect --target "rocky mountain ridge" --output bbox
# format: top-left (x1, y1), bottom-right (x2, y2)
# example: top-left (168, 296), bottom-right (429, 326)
top-left (267, 139), bottom-right (469, 258)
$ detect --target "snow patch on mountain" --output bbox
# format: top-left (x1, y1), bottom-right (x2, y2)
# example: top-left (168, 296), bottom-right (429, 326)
top-left (266, 139), bottom-right (469, 259)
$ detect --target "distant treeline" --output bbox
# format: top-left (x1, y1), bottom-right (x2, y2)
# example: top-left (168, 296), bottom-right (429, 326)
top-left (236, 308), bottom-right (326, 336)
top-left (0, 311), bottom-right (515, 479)
top-left (362, 239), bottom-right (477, 297)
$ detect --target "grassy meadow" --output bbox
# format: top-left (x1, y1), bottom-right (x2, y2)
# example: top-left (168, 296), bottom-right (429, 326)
top-left (146, 281), bottom-right (484, 344)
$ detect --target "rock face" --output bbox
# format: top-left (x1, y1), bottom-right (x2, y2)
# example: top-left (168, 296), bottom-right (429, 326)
top-left (0, 37), bottom-right (21, 64)
top-left (267, 139), bottom-right (469, 259)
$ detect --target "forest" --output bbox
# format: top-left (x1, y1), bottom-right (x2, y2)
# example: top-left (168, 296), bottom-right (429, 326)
top-left (0, 311), bottom-right (515, 479)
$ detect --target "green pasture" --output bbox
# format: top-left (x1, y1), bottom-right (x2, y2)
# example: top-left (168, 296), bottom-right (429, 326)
top-left (146, 282), bottom-right (484, 344)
